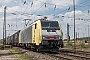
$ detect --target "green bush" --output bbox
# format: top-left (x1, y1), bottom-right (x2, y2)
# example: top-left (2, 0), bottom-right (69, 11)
top-left (78, 42), bottom-right (85, 47)
top-left (66, 41), bottom-right (73, 46)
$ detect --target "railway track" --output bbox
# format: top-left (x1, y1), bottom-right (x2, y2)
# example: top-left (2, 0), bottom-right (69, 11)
top-left (76, 51), bottom-right (90, 56)
top-left (44, 53), bottom-right (75, 60)
top-left (43, 52), bottom-right (90, 60)
top-left (58, 49), bottom-right (90, 60)
top-left (43, 51), bottom-right (90, 60)
top-left (59, 52), bottom-right (90, 60)
top-left (12, 47), bottom-right (90, 60)
top-left (60, 49), bottom-right (90, 57)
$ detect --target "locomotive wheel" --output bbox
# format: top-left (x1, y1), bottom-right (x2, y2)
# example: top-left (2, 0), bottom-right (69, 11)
top-left (36, 44), bottom-right (42, 52)
top-left (37, 48), bottom-right (41, 52)
top-left (61, 44), bottom-right (64, 48)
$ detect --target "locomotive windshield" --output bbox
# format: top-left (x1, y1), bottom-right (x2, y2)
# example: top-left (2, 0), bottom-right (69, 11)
top-left (41, 21), bottom-right (59, 28)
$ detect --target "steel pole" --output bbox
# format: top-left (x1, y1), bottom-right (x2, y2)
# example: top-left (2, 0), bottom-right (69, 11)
top-left (88, 25), bottom-right (89, 40)
top-left (4, 6), bottom-right (7, 49)
top-left (3, 23), bottom-right (4, 49)
top-left (73, 0), bottom-right (76, 53)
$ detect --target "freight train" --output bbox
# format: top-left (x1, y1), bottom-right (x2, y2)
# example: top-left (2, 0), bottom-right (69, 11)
top-left (2, 17), bottom-right (64, 52)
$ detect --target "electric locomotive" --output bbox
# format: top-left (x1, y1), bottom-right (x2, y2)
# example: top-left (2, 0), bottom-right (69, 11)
top-left (19, 17), bottom-right (64, 52)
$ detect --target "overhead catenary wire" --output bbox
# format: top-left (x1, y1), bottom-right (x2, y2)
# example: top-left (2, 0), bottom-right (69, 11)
top-left (21, 0), bottom-right (72, 16)
top-left (5, 0), bottom-right (90, 29)
top-left (22, 0), bottom-right (32, 15)
top-left (21, 0), bottom-right (90, 18)
top-left (4, 0), bottom-right (90, 16)
top-left (51, 0), bottom-right (90, 16)
top-left (34, 0), bottom-right (71, 7)
top-left (12, 0), bottom-right (32, 28)
top-left (27, 0), bottom-right (49, 17)
top-left (20, 0), bottom-right (49, 27)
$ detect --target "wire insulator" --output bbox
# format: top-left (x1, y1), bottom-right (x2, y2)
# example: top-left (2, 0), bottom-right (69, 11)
top-left (45, 3), bottom-right (46, 8)
top-left (23, 1), bottom-right (26, 5)
top-left (54, 5), bottom-right (56, 10)
top-left (31, 1), bottom-right (33, 7)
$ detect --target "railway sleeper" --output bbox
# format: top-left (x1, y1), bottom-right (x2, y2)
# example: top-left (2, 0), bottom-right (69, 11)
top-left (61, 53), bottom-right (90, 60)
top-left (54, 55), bottom-right (76, 60)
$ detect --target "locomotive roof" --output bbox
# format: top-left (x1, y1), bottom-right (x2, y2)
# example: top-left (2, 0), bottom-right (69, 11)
top-left (21, 19), bottom-right (59, 31)
top-left (26, 19), bottom-right (58, 26)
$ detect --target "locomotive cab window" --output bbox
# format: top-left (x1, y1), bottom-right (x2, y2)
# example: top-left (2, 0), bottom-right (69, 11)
top-left (41, 21), bottom-right (59, 28)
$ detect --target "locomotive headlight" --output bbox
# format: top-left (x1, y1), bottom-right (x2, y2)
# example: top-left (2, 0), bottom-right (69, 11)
top-left (43, 36), bottom-right (46, 39)
top-left (59, 36), bottom-right (61, 39)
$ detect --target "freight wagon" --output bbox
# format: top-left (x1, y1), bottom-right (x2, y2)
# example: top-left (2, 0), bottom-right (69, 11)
top-left (6, 36), bottom-right (11, 45)
top-left (10, 30), bottom-right (20, 46)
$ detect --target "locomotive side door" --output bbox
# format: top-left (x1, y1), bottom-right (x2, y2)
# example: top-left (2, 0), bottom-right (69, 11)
top-left (32, 23), bottom-right (40, 45)
top-left (32, 24), bottom-right (35, 43)
top-left (34, 23), bottom-right (39, 45)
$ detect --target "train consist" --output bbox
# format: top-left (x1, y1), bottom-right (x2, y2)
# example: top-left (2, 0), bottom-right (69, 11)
top-left (1, 17), bottom-right (64, 52)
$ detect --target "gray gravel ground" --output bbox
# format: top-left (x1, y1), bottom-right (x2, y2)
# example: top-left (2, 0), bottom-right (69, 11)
top-left (0, 50), bottom-right (18, 60)
top-left (25, 51), bottom-right (59, 60)
top-left (15, 47), bottom-right (59, 60)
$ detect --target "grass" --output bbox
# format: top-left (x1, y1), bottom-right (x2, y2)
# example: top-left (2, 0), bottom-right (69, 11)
top-left (66, 41), bottom-right (73, 46)
top-left (64, 41), bottom-right (90, 52)
top-left (0, 43), bottom-right (4, 50)
top-left (0, 43), bottom-right (3, 47)
top-left (9, 48), bottom-right (31, 60)
top-left (0, 44), bottom-right (34, 60)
